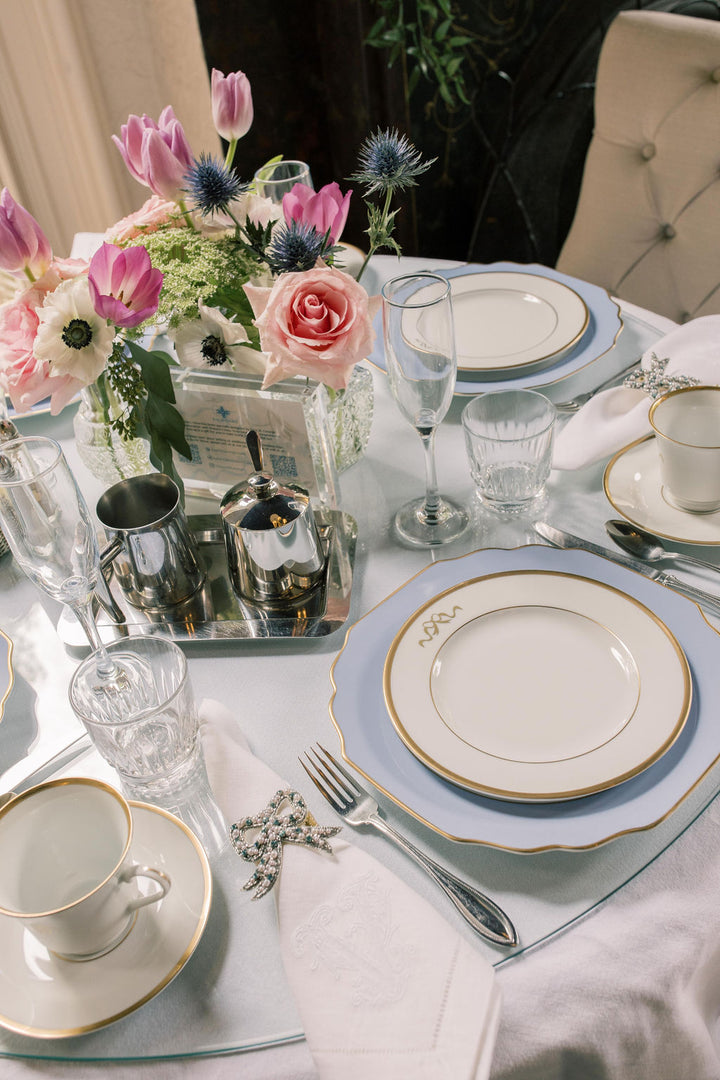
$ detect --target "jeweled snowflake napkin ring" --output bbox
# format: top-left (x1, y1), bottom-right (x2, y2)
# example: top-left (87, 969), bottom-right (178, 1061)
top-left (623, 353), bottom-right (700, 400)
top-left (230, 788), bottom-right (341, 899)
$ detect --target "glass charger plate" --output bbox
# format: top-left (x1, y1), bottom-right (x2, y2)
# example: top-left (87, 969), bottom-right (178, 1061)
top-left (4, 547), bottom-right (720, 1060)
top-left (331, 544), bottom-right (720, 850)
top-left (384, 570), bottom-right (690, 801)
top-left (366, 262), bottom-right (622, 395)
top-left (0, 628), bottom-right (13, 722)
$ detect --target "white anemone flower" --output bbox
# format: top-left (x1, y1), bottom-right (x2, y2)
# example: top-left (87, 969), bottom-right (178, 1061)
top-left (34, 276), bottom-right (115, 385)
top-left (172, 303), bottom-right (267, 375)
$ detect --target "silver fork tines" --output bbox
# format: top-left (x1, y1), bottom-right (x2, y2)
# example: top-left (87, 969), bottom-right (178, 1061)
top-left (300, 744), bottom-right (518, 947)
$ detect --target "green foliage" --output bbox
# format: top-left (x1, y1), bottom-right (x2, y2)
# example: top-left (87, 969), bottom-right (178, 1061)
top-left (365, 0), bottom-right (474, 110)
top-left (125, 229), bottom-right (263, 329)
top-left (123, 341), bottom-right (192, 497)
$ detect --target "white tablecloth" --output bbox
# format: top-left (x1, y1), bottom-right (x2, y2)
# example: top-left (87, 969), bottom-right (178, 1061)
top-left (3, 256), bottom-right (720, 1079)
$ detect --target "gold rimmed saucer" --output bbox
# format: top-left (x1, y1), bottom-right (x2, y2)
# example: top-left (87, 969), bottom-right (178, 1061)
top-left (604, 435), bottom-right (720, 546)
top-left (0, 802), bottom-right (211, 1038)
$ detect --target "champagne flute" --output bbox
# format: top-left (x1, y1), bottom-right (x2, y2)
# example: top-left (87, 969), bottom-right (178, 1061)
top-left (382, 273), bottom-right (469, 546)
top-left (253, 160), bottom-right (313, 203)
top-left (0, 435), bottom-right (153, 712)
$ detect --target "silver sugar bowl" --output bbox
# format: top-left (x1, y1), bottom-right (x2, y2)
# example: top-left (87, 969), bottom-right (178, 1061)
top-left (220, 430), bottom-right (325, 601)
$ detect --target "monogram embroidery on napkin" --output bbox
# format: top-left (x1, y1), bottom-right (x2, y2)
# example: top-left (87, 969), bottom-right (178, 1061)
top-left (417, 605), bottom-right (462, 647)
top-left (292, 872), bottom-right (414, 1006)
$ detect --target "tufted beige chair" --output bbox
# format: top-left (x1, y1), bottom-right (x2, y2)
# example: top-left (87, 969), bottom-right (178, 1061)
top-left (556, 10), bottom-right (720, 323)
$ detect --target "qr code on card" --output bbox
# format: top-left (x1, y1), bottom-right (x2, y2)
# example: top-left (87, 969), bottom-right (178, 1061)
top-left (269, 454), bottom-right (298, 477)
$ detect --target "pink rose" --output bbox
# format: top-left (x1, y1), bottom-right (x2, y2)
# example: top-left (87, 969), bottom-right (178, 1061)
top-left (244, 266), bottom-right (380, 390)
top-left (0, 295), bottom-right (80, 413)
top-left (104, 195), bottom-right (182, 243)
top-left (0, 258), bottom-right (88, 412)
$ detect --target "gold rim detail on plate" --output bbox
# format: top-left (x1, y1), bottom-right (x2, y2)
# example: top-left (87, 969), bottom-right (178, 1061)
top-left (604, 434), bottom-right (720, 547)
top-left (444, 271), bottom-right (589, 377)
top-left (382, 571), bottom-right (690, 802)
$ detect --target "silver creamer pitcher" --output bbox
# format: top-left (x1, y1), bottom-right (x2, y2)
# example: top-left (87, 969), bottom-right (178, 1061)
top-left (220, 431), bottom-right (325, 601)
top-left (97, 473), bottom-right (205, 611)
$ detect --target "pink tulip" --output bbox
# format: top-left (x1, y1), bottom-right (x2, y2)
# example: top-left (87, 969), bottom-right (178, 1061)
top-left (282, 182), bottom-right (352, 246)
top-left (112, 107), bottom-right (194, 203)
top-left (211, 69), bottom-right (253, 142)
top-left (88, 242), bottom-right (163, 329)
top-left (0, 189), bottom-right (52, 278)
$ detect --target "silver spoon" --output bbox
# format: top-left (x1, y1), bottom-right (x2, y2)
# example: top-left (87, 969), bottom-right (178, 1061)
top-left (605, 519), bottom-right (720, 577)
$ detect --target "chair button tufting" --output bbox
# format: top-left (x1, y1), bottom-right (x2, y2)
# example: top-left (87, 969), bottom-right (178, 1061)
top-left (711, 67), bottom-right (720, 83)
top-left (661, 223), bottom-right (676, 240)
top-left (641, 143), bottom-right (656, 160)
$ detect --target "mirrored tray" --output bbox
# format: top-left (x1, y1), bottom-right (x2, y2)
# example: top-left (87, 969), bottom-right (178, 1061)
top-left (57, 509), bottom-right (357, 645)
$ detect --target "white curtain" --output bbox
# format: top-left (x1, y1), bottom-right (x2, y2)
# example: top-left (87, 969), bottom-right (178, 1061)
top-left (0, 0), bottom-right (221, 253)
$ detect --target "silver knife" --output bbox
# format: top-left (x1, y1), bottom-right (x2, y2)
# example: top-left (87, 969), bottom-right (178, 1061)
top-left (534, 522), bottom-right (720, 618)
top-left (0, 733), bottom-right (93, 809)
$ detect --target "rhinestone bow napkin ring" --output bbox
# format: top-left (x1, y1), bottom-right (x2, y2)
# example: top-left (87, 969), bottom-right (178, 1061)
top-left (623, 353), bottom-right (700, 399)
top-left (230, 788), bottom-right (341, 899)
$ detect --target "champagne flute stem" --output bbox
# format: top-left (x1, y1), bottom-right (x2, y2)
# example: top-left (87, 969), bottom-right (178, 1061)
top-left (418, 427), bottom-right (442, 525)
top-left (70, 598), bottom-right (117, 679)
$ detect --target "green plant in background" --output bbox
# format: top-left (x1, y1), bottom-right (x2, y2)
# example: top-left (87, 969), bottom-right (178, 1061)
top-left (366, 0), bottom-right (476, 111)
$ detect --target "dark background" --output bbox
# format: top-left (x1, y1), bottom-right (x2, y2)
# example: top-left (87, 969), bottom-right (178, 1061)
top-left (196, 0), bottom-right (720, 269)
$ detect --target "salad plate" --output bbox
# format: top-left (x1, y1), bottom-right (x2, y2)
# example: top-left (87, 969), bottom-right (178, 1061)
top-left (0, 802), bottom-right (211, 1038)
top-left (330, 543), bottom-right (720, 851)
top-left (0, 629), bottom-right (13, 722)
top-left (604, 435), bottom-right (720, 546)
top-left (429, 270), bottom-right (589, 378)
top-left (384, 570), bottom-right (689, 801)
top-left (367, 262), bottom-right (622, 396)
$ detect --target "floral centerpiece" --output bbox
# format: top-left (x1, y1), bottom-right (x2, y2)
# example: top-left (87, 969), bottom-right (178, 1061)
top-left (0, 65), bottom-right (434, 493)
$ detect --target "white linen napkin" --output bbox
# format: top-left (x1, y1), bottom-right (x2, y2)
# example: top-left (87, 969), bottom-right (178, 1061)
top-left (553, 315), bottom-right (720, 470)
top-left (200, 701), bottom-right (501, 1080)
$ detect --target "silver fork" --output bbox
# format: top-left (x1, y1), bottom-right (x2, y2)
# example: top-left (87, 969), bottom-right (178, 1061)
top-left (300, 744), bottom-right (518, 947)
top-left (554, 359), bottom-right (641, 412)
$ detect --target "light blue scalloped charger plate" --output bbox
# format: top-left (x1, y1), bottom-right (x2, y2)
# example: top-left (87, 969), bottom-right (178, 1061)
top-left (330, 544), bottom-right (720, 851)
top-left (367, 261), bottom-right (623, 395)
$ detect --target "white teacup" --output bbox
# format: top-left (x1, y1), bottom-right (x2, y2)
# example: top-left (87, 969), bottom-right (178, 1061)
top-left (0, 778), bottom-right (170, 960)
top-left (649, 386), bottom-right (720, 513)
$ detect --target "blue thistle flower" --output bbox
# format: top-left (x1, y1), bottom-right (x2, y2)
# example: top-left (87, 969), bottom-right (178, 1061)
top-left (349, 128), bottom-right (435, 196)
top-left (184, 153), bottom-right (247, 216)
top-left (266, 220), bottom-right (325, 274)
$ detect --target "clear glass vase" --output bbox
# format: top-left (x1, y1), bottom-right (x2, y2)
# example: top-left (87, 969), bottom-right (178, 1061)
top-left (325, 363), bottom-right (374, 473)
top-left (73, 381), bottom-right (151, 486)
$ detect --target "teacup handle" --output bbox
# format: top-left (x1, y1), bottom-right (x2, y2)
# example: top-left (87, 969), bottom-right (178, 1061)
top-left (120, 864), bottom-right (171, 912)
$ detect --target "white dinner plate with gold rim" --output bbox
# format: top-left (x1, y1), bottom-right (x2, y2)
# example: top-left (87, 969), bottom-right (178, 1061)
top-left (384, 571), bottom-right (690, 802)
top-left (432, 271), bottom-right (589, 378)
top-left (0, 802), bottom-right (211, 1038)
top-left (367, 262), bottom-right (622, 396)
top-left (329, 543), bottom-right (720, 851)
top-left (604, 434), bottom-right (720, 546)
top-left (0, 629), bottom-right (13, 722)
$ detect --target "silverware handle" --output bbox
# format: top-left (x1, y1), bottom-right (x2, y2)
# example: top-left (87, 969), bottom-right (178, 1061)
top-left (369, 813), bottom-right (517, 947)
top-left (661, 574), bottom-right (720, 618)
top-left (674, 552), bottom-right (720, 578)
